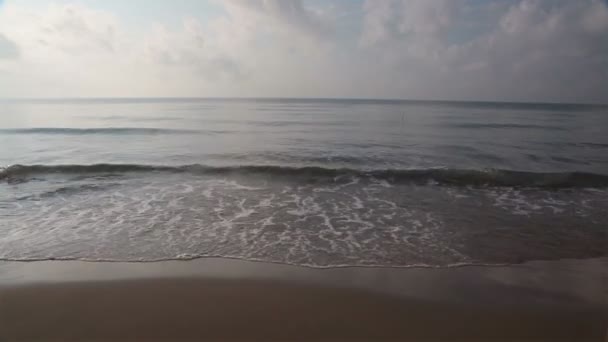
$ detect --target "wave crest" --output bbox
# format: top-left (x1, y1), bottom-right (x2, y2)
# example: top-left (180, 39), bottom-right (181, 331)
top-left (2, 163), bottom-right (608, 188)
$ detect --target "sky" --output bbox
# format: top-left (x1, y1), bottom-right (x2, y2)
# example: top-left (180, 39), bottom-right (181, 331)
top-left (0, 0), bottom-right (607, 103)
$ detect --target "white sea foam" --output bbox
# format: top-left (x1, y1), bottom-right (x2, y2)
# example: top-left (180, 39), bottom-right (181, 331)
top-left (1, 173), bottom-right (606, 267)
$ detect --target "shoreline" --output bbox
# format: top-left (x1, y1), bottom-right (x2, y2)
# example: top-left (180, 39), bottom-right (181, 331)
top-left (1, 257), bottom-right (606, 340)
top-left (2, 253), bottom-right (607, 268)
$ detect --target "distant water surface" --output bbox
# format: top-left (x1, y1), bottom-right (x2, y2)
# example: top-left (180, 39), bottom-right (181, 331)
top-left (1, 98), bottom-right (607, 267)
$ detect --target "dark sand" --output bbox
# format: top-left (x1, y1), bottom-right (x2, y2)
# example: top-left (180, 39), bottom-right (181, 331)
top-left (0, 258), bottom-right (606, 341)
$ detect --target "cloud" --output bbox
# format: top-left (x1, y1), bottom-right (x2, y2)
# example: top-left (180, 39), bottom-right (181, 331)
top-left (358, 0), bottom-right (608, 102)
top-left (142, 19), bottom-right (243, 81)
top-left (0, 0), bottom-right (344, 97)
top-left (360, 0), bottom-right (457, 47)
top-left (0, 0), bottom-right (607, 103)
top-left (0, 33), bottom-right (18, 59)
top-left (221, 0), bottom-right (331, 38)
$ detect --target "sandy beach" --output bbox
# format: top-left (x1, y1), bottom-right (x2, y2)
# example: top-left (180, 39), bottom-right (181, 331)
top-left (0, 257), bottom-right (606, 341)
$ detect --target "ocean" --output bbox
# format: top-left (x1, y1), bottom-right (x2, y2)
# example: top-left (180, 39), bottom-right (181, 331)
top-left (1, 98), bottom-right (607, 267)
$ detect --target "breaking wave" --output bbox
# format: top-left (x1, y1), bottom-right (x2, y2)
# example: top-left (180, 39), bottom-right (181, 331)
top-left (3, 163), bottom-right (608, 188)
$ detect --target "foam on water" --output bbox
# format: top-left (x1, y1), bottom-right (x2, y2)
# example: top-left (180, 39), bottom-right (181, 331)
top-left (1, 172), bottom-right (606, 267)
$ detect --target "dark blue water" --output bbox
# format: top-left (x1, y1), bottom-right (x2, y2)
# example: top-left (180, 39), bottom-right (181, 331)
top-left (1, 98), bottom-right (607, 267)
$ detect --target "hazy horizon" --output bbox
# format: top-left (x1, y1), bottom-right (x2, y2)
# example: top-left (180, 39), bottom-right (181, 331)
top-left (2, 96), bottom-right (608, 106)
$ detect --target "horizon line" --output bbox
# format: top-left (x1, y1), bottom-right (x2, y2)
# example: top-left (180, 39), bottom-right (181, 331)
top-left (1, 96), bottom-right (606, 106)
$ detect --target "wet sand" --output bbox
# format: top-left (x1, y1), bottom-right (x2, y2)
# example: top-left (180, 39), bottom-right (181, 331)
top-left (0, 258), bottom-right (606, 341)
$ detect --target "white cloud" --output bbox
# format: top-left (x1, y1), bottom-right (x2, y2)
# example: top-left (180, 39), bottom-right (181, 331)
top-left (361, 0), bottom-right (456, 46)
top-left (142, 19), bottom-right (242, 82)
top-left (0, 33), bottom-right (18, 59)
top-left (221, 0), bottom-right (331, 38)
top-left (0, 0), bottom-right (606, 102)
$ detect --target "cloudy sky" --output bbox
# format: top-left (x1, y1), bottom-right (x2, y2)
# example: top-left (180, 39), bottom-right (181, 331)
top-left (0, 0), bottom-right (607, 103)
